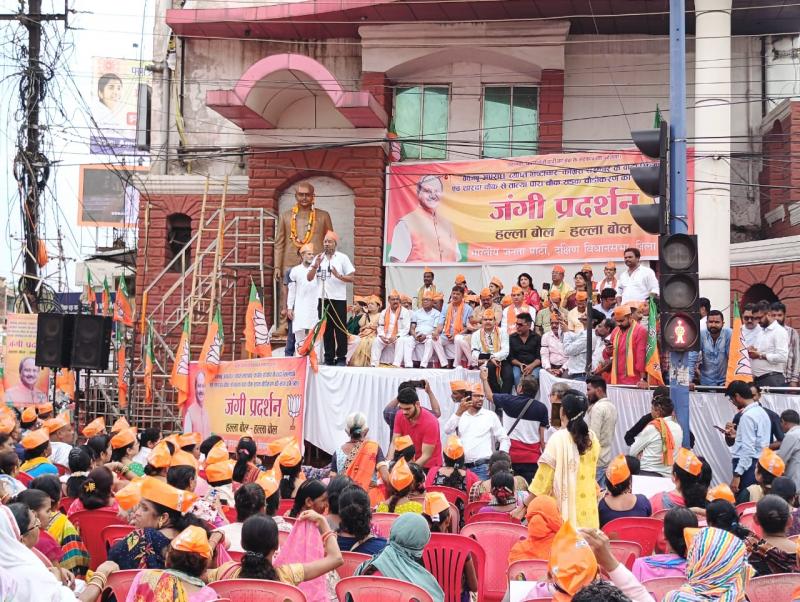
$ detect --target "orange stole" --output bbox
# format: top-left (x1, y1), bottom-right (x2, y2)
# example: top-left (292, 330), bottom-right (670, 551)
top-left (345, 440), bottom-right (379, 491)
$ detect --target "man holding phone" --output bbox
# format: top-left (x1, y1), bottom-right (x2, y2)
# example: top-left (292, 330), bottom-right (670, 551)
top-left (388, 385), bottom-right (443, 469)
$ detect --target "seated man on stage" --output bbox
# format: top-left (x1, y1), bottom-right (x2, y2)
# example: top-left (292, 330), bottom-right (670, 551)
top-left (434, 286), bottom-right (473, 368)
top-left (371, 290), bottom-right (412, 368)
top-left (408, 291), bottom-right (446, 368)
top-left (471, 309), bottom-right (511, 392)
top-left (501, 286), bottom-right (534, 336)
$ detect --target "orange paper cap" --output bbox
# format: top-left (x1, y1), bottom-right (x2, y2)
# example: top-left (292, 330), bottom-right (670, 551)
top-left (21, 428), bottom-right (49, 450)
top-left (256, 469), bottom-right (280, 498)
top-left (140, 476), bottom-right (197, 513)
top-left (421, 290), bottom-right (435, 301)
top-left (449, 380), bottom-right (468, 393)
top-left (204, 441), bottom-right (229, 466)
top-left (423, 492), bottom-right (450, 520)
top-left (759, 447), bottom-right (785, 477)
top-left (605, 454), bottom-right (631, 487)
top-left (479, 288), bottom-right (492, 299)
top-left (36, 402), bottom-right (53, 416)
top-left (171, 525), bottom-right (212, 559)
top-left (706, 483), bottom-right (736, 504)
top-left (548, 521), bottom-right (598, 599)
top-left (400, 294), bottom-right (412, 303)
top-left (471, 382), bottom-right (484, 395)
top-left (0, 416), bottom-right (15, 435)
top-left (324, 230), bottom-right (339, 242)
top-left (206, 460), bottom-right (234, 483)
top-left (44, 411), bottom-right (71, 435)
top-left (111, 427), bottom-right (137, 450)
top-left (552, 265), bottom-right (565, 273)
top-left (576, 291), bottom-right (588, 302)
top-left (148, 441), bottom-right (173, 469)
top-left (433, 293), bottom-right (444, 301)
top-left (482, 308), bottom-right (495, 320)
top-left (501, 295), bottom-right (513, 308)
top-left (490, 276), bottom-right (503, 289)
top-left (581, 263), bottom-right (593, 271)
top-left (178, 432), bottom-right (202, 449)
top-left (368, 295), bottom-right (383, 307)
top-left (683, 527), bottom-right (701, 552)
top-left (511, 286), bottom-right (522, 295)
top-left (111, 417), bottom-right (130, 433)
top-left (444, 435), bottom-right (464, 460)
top-left (613, 305), bottom-right (632, 320)
top-left (277, 441), bottom-right (302, 468)
top-left (676, 448), bottom-right (703, 477)
top-left (170, 449), bottom-right (198, 469)
top-left (394, 435), bottom-right (413, 452)
top-left (464, 294), bottom-right (480, 304)
top-left (390, 457), bottom-right (414, 491)
top-left (454, 274), bottom-right (466, 284)
top-left (299, 243), bottom-right (315, 254)
top-left (605, 261), bottom-right (617, 269)
top-left (423, 266), bottom-right (433, 274)
top-left (115, 477), bottom-right (144, 511)
top-left (265, 436), bottom-right (296, 458)
top-left (548, 290), bottom-right (562, 300)
top-left (388, 289), bottom-right (401, 299)
top-left (21, 407), bottom-right (37, 424)
top-left (82, 417), bottom-right (106, 438)
top-left (353, 295), bottom-right (367, 305)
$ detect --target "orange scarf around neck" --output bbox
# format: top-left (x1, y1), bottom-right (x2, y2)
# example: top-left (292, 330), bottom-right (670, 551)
top-left (384, 305), bottom-right (402, 337)
top-left (443, 302), bottom-right (465, 336)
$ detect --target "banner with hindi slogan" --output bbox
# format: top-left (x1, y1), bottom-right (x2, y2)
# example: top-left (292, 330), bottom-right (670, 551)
top-left (383, 150), bottom-right (694, 265)
top-left (185, 357), bottom-right (307, 453)
top-left (3, 314), bottom-right (50, 407)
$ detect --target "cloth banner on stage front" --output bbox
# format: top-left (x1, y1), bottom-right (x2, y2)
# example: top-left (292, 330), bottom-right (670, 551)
top-left (186, 357), bottom-right (307, 453)
top-left (538, 370), bottom-right (796, 486)
top-left (3, 313), bottom-right (50, 407)
top-left (384, 151), bottom-right (695, 265)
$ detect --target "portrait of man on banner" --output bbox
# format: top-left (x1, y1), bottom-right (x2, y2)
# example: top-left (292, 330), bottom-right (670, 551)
top-left (183, 362), bottom-right (211, 440)
top-left (388, 174), bottom-right (462, 264)
top-left (4, 356), bottom-right (48, 406)
top-left (3, 315), bottom-right (50, 408)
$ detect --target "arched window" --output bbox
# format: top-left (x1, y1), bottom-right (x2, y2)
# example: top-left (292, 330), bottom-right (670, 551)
top-left (743, 283), bottom-right (779, 307)
top-left (167, 213), bottom-right (192, 272)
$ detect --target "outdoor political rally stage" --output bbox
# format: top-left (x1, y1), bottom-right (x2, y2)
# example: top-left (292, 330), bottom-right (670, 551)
top-left (302, 364), bottom-right (798, 487)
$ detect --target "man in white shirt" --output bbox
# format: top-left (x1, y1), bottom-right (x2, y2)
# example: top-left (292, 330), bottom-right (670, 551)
top-left (562, 314), bottom-right (590, 380)
top-left (45, 411), bottom-right (74, 467)
top-left (591, 318), bottom-right (615, 376)
top-left (371, 290), bottom-right (412, 367)
top-left (471, 309), bottom-right (509, 392)
top-left (307, 231), bottom-right (355, 366)
top-left (597, 288), bottom-right (617, 319)
top-left (742, 303), bottom-right (762, 348)
top-left (771, 301), bottom-right (800, 387)
top-left (435, 286), bottom-right (473, 366)
top-left (287, 243), bottom-right (322, 354)
top-left (501, 286), bottom-right (533, 335)
top-left (541, 313), bottom-right (568, 377)
top-left (750, 299), bottom-right (789, 387)
top-left (444, 382), bottom-right (510, 480)
top-left (778, 410), bottom-right (800, 489)
top-left (585, 377), bottom-right (618, 483)
top-left (408, 291), bottom-right (445, 368)
top-left (616, 247), bottom-right (659, 304)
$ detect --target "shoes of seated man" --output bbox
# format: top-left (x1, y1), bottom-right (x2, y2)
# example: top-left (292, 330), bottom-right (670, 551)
top-left (335, 359), bottom-right (347, 367)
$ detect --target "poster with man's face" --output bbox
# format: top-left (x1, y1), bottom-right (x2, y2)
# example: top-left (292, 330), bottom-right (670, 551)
top-left (3, 314), bottom-right (49, 407)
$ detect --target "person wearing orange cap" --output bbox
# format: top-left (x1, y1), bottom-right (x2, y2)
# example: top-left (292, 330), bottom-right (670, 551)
top-left (371, 290), bottom-right (412, 368)
top-left (205, 458), bottom-right (235, 507)
top-left (399, 293), bottom-right (413, 311)
top-left (348, 294), bottom-right (382, 366)
top-left (738, 447), bottom-right (786, 504)
top-left (649, 448), bottom-right (710, 514)
top-left (541, 310), bottom-right (568, 377)
top-left (534, 288), bottom-right (562, 336)
top-left (307, 230), bottom-right (355, 366)
top-left (425, 434), bottom-right (480, 494)
top-left (434, 286), bottom-right (474, 368)
top-left (36, 401), bottom-right (54, 420)
top-left (603, 303), bottom-right (648, 387)
top-left (377, 458), bottom-right (423, 514)
top-left (273, 180), bottom-right (333, 337)
top-left (549, 265), bottom-right (573, 308)
top-left (408, 290), bottom-right (447, 368)
top-left (45, 411), bottom-right (74, 467)
top-left (286, 240), bottom-right (322, 357)
top-left (415, 266), bottom-right (438, 308)
top-left (617, 247), bottom-right (659, 305)
top-left (501, 286), bottom-right (533, 337)
top-left (566, 290), bottom-right (590, 333)
top-left (19, 428), bottom-right (58, 477)
top-left (20, 405), bottom-right (39, 432)
top-left (81, 416), bottom-right (106, 439)
top-left (389, 174), bottom-right (460, 264)
top-left (598, 455), bottom-right (651, 527)
top-left (444, 381), bottom-right (509, 481)
top-left (470, 309), bottom-right (510, 392)
top-left (478, 287), bottom-right (502, 323)
top-left (4, 357), bottom-right (47, 406)
top-left (598, 261), bottom-right (618, 294)
top-left (488, 275), bottom-right (504, 305)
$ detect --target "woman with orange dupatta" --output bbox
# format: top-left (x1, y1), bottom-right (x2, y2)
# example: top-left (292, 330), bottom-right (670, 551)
top-left (507, 495), bottom-right (563, 567)
top-left (330, 412), bottom-right (390, 506)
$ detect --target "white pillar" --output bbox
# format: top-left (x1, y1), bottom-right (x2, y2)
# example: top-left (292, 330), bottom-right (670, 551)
top-left (694, 0), bottom-right (732, 318)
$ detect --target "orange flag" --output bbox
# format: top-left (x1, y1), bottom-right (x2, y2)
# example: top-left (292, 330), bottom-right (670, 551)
top-left (114, 276), bottom-right (134, 326)
top-left (244, 282), bottom-right (272, 358)
top-left (199, 307), bottom-right (224, 384)
top-left (298, 308), bottom-right (327, 373)
top-left (86, 269), bottom-right (97, 313)
top-left (144, 321), bottom-right (154, 405)
top-left (726, 295), bottom-right (753, 385)
top-left (116, 327), bottom-right (128, 409)
top-left (645, 296), bottom-right (665, 385)
top-left (171, 316), bottom-right (191, 413)
top-left (56, 368), bottom-right (75, 401)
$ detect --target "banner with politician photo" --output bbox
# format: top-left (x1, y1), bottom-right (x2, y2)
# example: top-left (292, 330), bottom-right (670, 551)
top-left (184, 357), bottom-right (307, 452)
top-left (3, 314), bottom-right (50, 407)
top-left (383, 150), bottom-right (694, 265)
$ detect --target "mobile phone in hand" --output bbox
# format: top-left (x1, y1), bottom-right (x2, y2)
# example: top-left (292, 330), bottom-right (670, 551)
top-left (713, 425), bottom-right (726, 433)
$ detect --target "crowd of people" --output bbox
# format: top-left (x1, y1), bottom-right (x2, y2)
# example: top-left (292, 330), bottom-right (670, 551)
top-left (1, 357), bottom-right (800, 601)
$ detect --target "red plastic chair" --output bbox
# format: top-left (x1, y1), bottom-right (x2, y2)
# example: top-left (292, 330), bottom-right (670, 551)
top-left (736, 501), bottom-right (757, 516)
top-left (371, 513), bottom-right (400, 538)
top-left (221, 505), bottom-right (237, 523)
top-left (601, 517), bottom-right (662, 555)
top-left (608, 540), bottom-right (642, 570)
top-left (278, 498), bottom-right (295, 517)
top-left (467, 511), bottom-right (520, 525)
top-left (650, 508), bottom-right (669, 521)
top-left (423, 533), bottom-right (486, 602)
top-left (58, 496), bottom-right (75, 515)
top-left (227, 550), bottom-right (244, 562)
top-left (208, 578), bottom-right (307, 601)
top-left (643, 576), bottom-right (688, 601)
top-left (426, 485), bottom-right (468, 507)
top-left (101, 569), bottom-right (140, 602)
top-left (17, 472), bottom-right (32, 486)
top-left (746, 574), bottom-right (800, 602)
top-left (738, 512), bottom-right (763, 538)
top-left (70, 510), bottom-right (128, 570)
top-left (463, 500), bottom-right (488, 523)
top-left (448, 502), bottom-right (460, 534)
top-left (462, 522), bottom-right (527, 602)
top-left (101, 524), bottom-right (135, 551)
top-left (336, 575), bottom-right (434, 602)
top-left (339, 551), bottom-right (371, 579)
top-left (507, 559), bottom-right (549, 581)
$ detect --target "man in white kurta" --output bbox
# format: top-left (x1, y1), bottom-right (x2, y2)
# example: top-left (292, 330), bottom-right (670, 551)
top-left (500, 286), bottom-right (533, 336)
top-left (409, 291), bottom-right (445, 367)
top-left (287, 243), bottom-right (322, 353)
top-left (471, 309), bottom-right (510, 367)
top-left (371, 290), bottom-right (412, 367)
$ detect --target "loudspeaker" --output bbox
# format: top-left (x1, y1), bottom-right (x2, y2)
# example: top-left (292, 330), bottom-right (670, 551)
top-left (70, 315), bottom-right (112, 370)
top-left (35, 313), bottom-right (75, 368)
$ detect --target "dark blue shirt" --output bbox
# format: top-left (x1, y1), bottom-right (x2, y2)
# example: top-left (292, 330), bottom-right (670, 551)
top-left (337, 534), bottom-right (388, 555)
top-left (598, 494), bottom-right (652, 527)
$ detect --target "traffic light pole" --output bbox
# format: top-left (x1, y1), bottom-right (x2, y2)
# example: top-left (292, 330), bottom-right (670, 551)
top-left (669, 0), bottom-right (692, 447)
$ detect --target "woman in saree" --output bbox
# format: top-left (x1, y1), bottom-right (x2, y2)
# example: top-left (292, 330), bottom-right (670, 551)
top-left (330, 412), bottom-right (390, 505)
top-left (349, 296), bottom-right (382, 367)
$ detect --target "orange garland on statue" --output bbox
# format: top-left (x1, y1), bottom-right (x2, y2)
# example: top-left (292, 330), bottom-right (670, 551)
top-left (290, 205), bottom-right (316, 248)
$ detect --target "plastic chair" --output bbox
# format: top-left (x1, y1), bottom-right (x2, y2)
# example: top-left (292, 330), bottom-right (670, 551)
top-left (101, 569), bottom-right (140, 602)
top-left (642, 576), bottom-right (688, 601)
top-left (278, 498), bottom-right (295, 517)
top-left (463, 500), bottom-right (488, 523)
top-left (221, 504), bottom-right (237, 523)
top-left (70, 510), bottom-right (128, 570)
top-left (601, 517), bottom-right (662, 555)
top-left (462, 522), bottom-right (527, 602)
top-left (736, 501), bottom-right (757, 516)
top-left (426, 485), bottom-right (468, 507)
top-left (608, 540), bottom-right (643, 570)
top-left (339, 551), bottom-right (371, 579)
top-left (746, 574), bottom-right (800, 602)
top-left (208, 578), bottom-right (307, 601)
top-left (336, 575), bottom-right (434, 602)
top-left (507, 559), bottom-right (549, 581)
top-left (738, 511), bottom-right (763, 538)
top-left (466, 511), bottom-right (520, 525)
top-left (650, 508), bottom-right (669, 521)
top-left (448, 502), bottom-right (460, 534)
top-left (423, 533), bottom-right (486, 602)
top-left (58, 496), bottom-right (75, 515)
top-left (101, 524), bottom-right (135, 551)
top-left (16, 472), bottom-right (32, 486)
top-left (371, 513), bottom-right (400, 538)
top-left (227, 550), bottom-right (244, 562)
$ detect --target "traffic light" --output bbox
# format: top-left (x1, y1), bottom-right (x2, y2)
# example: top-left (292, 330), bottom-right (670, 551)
top-left (628, 120), bottom-right (669, 235)
top-left (660, 233), bottom-right (701, 351)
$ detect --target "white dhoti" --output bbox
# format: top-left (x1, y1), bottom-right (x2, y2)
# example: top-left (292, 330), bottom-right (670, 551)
top-left (412, 334), bottom-right (447, 368)
top-left (371, 336), bottom-right (409, 367)
top-left (453, 333), bottom-right (473, 368)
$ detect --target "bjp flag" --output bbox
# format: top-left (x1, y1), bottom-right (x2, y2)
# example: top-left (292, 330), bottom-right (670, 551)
top-left (171, 316), bottom-right (191, 413)
top-left (116, 327), bottom-right (128, 409)
top-left (199, 307), bottom-right (224, 384)
top-left (726, 295), bottom-right (753, 385)
top-left (244, 282), bottom-right (272, 358)
top-left (645, 296), bottom-right (665, 385)
top-left (114, 276), bottom-right (134, 326)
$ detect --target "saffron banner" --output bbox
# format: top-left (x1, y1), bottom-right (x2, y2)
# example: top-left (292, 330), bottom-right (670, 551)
top-left (384, 150), bottom-right (694, 265)
top-left (185, 357), bottom-right (307, 453)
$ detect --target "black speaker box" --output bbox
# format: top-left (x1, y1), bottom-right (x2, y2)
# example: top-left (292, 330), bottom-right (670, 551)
top-left (35, 313), bottom-right (75, 368)
top-left (70, 315), bottom-right (113, 370)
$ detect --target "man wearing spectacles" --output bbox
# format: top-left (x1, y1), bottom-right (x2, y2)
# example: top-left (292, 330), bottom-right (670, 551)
top-left (741, 303), bottom-right (761, 348)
